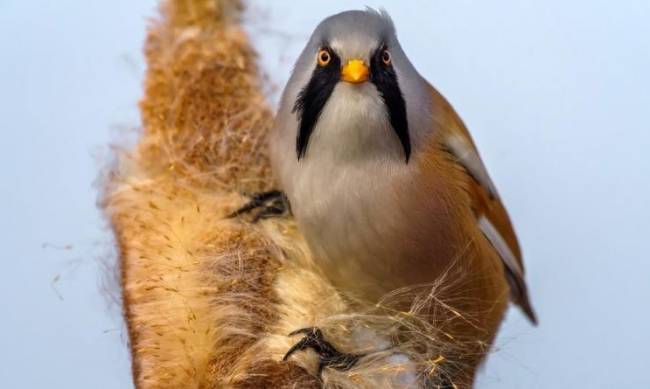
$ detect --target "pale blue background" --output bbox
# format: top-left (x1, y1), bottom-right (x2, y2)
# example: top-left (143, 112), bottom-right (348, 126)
top-left (1, 1), bottom-right (648, 388)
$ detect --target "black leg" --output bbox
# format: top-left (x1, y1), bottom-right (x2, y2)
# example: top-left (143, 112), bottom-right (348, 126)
top-left (283, 327), bottom-right (362, 378)
top-left (227, 190), bottom-right (290, 221)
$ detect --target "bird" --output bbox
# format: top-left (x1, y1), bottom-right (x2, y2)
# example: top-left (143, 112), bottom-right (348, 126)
top-left (233, 8), bottom-right (536, 386)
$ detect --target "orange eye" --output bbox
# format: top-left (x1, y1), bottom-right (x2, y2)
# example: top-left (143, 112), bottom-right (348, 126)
top-left (317, 49), bottom-right (331, 66)
top-left (382, 49), bottom-right (392, 66)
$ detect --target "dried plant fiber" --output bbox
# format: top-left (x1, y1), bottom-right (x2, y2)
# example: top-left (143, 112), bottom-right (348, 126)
top-left (102, 1), bottom-right (497, 388)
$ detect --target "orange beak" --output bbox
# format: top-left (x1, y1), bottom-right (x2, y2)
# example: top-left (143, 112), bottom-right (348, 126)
top-left (341, 59), bottom-right (369, 84)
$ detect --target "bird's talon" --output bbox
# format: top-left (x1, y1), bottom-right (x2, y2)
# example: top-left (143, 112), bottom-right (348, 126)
top-left (288, 327), bottom-right (319, 337)
top-left (227, 190), bottom-right (290, 222)
top-left (283, 327), bottom-right (361, 377)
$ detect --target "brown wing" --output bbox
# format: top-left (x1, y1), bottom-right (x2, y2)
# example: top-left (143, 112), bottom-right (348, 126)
top-left (432, 88), bottom-right (537, 324)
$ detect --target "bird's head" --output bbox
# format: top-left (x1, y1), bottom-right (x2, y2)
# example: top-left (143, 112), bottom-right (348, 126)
top-left (278, 9), bottom-right (433, 163)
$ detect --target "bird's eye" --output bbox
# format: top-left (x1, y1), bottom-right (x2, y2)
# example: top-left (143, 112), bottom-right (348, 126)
top-left (317, 49), bottom-right (331, 66)
top-left (382, 49), bottom-right (392, 66)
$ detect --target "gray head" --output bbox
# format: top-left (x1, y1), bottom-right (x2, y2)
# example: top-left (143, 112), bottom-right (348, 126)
top-left (275, 9), bottom-right (433, 164)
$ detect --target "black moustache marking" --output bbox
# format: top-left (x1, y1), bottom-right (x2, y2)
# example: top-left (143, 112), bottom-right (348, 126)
top-left (293, 43), bottom-right (411, 162)
top-left (370, 44), bottom-right (411, 162)
top-left (293, 45), bottom-right (341, 160)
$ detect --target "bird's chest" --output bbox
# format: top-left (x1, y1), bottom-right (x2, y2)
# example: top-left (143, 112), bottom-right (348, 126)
top-left (292, 160), bottom-right (397, 256)
top-left (287, 158), bottom-right (450, 299)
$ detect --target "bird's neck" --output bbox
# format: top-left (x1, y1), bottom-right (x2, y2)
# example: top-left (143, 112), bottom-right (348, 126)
top-left (305, 83), bottom-right (405, 163)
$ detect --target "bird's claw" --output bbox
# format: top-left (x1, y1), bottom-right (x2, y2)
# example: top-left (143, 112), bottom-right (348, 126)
top-left (227, 190), bottom-right (290, 222)
top-left (283, 327), bottom-right (361, 377)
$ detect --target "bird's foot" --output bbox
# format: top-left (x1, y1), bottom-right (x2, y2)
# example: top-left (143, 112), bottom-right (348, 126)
top-left (283, 327), bottom-right (362, 378)
top-left (227, 190), bottom-right (290, 222)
